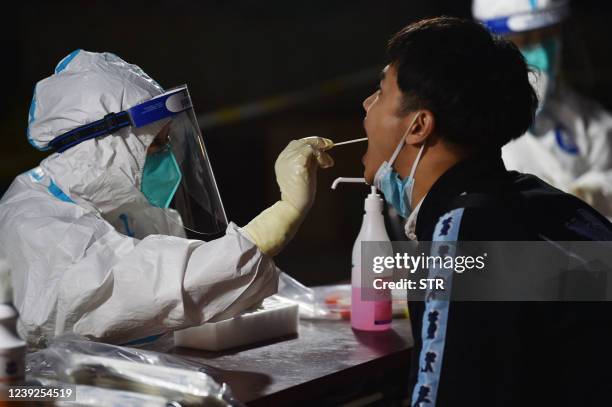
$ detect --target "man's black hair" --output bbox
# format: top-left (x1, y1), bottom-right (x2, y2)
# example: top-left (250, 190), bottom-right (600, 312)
top-left (387, 16), bottom-right (538, 151)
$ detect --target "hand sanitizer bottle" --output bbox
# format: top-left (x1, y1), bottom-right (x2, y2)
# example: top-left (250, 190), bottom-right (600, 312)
top-left (332, 179), bottom-right (392, 331)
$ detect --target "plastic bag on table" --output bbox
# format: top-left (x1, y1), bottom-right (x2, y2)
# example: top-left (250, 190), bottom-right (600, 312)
top-left (277, 272), bottom-right (408, 319)
top-left (35, 378), bottom-right (172, 407)
top-left (277, 272), bottom-right (351, 320)
top-left (26, 334), bottom-right (242, 406)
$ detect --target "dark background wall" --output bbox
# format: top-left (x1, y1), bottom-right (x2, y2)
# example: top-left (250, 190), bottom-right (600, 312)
top-left (1, 0), bottom-right (611, 285)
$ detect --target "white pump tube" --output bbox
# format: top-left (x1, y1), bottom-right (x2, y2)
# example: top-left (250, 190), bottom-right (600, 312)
top-left (331, 177), bottom-right (366, 190)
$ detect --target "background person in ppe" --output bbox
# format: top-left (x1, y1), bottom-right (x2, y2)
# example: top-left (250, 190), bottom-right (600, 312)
top-left (473, 0), bottom-right (612, 218)
top-left (0, 50), bottom-right (333, 346)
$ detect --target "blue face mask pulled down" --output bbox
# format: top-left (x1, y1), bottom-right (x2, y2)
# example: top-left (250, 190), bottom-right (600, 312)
top-left (141, 146), bottom-right (182, 208)
top-left (373, 116), bottom-right (425, 218)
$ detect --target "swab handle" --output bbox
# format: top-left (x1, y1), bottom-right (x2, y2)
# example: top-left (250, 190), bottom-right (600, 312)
top-left (331, 137), bottom-right (368, 148)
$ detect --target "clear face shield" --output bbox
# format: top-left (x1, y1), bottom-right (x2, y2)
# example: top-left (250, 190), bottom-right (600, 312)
top-left (49, 85), bottom-right (228, 240)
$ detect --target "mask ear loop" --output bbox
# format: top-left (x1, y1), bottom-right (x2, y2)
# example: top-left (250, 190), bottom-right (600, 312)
top-left (389, 113), bottom-right (421, 166)
top-left (404, 115), bottom-right (426, 209)
top-left (408, 143), bottom-right (426, 180)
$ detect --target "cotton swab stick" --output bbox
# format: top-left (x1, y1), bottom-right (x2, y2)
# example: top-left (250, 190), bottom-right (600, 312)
top-left (331, 137), bottom-right (368, 147)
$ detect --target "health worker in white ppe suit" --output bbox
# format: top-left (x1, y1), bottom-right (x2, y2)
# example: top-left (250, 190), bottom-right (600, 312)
top-left (0, 50), bottom-right (334, 346)
top-left (473, 0), bottom-right (612, 218)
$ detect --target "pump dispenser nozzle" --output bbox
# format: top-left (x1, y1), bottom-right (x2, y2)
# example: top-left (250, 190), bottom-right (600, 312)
top-left (331, 177), bottom-right (366, 190)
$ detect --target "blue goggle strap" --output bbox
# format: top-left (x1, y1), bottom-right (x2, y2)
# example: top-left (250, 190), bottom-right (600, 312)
top-left (48, 111), bottom-right (131, 153)
top-left (49, 86), bottom-right (192, 153)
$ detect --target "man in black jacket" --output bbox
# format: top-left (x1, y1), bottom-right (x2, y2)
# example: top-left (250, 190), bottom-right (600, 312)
top-left (361, 17), bottom-right (612, 406)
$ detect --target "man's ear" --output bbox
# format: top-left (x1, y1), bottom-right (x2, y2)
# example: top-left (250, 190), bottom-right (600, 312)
top-left (404, 110), bottom-right (435, 145)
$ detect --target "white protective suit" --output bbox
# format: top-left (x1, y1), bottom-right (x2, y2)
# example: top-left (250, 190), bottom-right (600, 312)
top-left (502, 85), bottom-right (612, 217)
top-left (473, 0), bottom-right (612, 218)
top-left (0, 51), bottom-right (280, 346)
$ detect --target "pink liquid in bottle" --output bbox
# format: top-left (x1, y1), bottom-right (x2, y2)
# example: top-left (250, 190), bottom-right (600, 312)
top-left (351, 286), bottom-right (392, 331)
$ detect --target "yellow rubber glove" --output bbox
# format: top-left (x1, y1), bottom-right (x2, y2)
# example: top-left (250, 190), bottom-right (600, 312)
top-left (569, 184), bottom-right (597, 206)
top-left (242, 137), bottom-right (334, 256)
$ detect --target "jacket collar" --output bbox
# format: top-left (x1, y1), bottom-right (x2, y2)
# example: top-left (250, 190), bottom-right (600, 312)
top-left (415, 152), bottom-right (507, 240)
